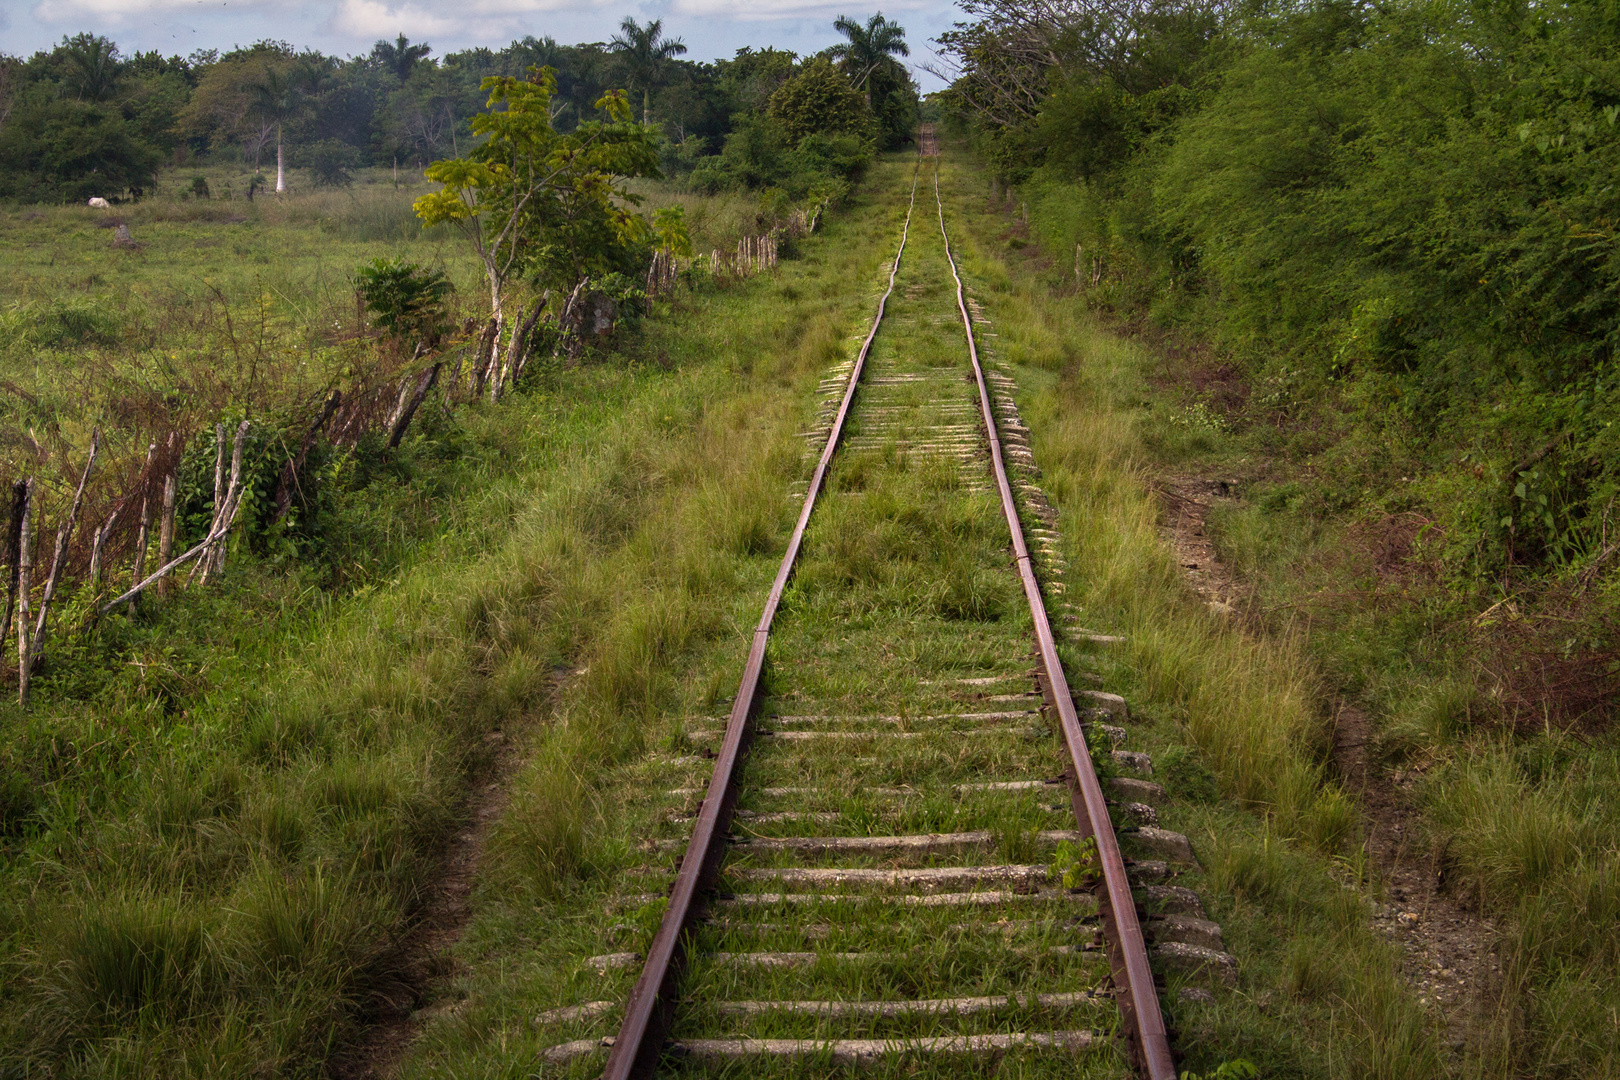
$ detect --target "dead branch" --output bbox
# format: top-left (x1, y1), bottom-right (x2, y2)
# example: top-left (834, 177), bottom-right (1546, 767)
top-left (104, 423), bottom-right (250, 611)
top-left (15, 480), bottom-right (31, 706)
top-left (387, 363), bottom-right (442, 449)
top-left (28, 428), bottom-right (100, 673)
top-left (201, 421), bottom-right (250, 584)
top-left (156, 472), bottom-right (177, 597)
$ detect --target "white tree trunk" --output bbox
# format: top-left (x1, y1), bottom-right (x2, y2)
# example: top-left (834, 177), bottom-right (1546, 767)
top-left (275, 126), bottom-right (286, 193)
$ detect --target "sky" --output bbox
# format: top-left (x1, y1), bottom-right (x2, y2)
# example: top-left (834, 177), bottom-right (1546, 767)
top-left (1, 0), bottom-right (960, 89)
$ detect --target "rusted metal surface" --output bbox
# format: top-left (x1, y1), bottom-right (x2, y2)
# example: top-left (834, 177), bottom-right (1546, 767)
top-left (933, 164), bottom-right (1178, 1080)
top-left (599, 160), bottom-right (923, 1080)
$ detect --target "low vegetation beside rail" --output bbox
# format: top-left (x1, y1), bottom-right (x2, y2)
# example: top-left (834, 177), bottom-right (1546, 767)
top-left (935, 0), bottom-right (1619, 1069)
top-left (0, 150), bottom-right (901, 1074)
top-left (934, 151), bottom-right (1450, 1080)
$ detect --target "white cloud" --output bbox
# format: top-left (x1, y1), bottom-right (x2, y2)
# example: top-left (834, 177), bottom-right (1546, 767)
top-left (327, 0), bottom-right (609, 44)
top-left (671, 0), bottom-right (928, 19)
top-left (32, 0), bottom-right (276, 20)
top-left (329, 0), bottom-right (457, 37)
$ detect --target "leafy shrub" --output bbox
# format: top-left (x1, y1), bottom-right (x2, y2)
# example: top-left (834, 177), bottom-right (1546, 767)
top-left (302, 138), bottom-right (360, 187)
top-left (353, 257), bottom-right (452, 345)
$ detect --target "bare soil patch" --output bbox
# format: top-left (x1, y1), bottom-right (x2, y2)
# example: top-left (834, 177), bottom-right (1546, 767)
top-left (1332, 702), bottom-right (1501, 1053)
top-left (1156, 477), bottom-right (1247, 618)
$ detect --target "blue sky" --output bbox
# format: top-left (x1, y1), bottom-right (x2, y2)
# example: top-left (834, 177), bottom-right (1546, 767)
top-left (3, 0), bottom-right (959, 89)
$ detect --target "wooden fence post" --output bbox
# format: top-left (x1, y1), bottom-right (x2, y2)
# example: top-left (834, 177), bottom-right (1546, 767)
top-left (15, 481), bottom-right (32, 706)
top-left (28, 428), bottom-right (100, 674)
top-left (156, 473), bottom-right (176, 598)
top-left (1, 479), bottom-right (27, 660)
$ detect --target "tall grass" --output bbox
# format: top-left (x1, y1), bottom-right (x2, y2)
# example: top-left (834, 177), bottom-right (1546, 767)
top-left (0, 156), bottom-right (916, 1075)
top-left (935, 149), bottom-right (1447, 1079)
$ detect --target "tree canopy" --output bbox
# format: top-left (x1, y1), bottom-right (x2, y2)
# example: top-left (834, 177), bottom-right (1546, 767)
top-left (0, 20), bottom-right (920, 204)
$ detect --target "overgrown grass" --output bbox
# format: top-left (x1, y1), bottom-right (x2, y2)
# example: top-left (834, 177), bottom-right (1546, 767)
top-left (934, 147), bottom-right (1453, 1078)
top-left (0, 158), bottom-right (904, 1075)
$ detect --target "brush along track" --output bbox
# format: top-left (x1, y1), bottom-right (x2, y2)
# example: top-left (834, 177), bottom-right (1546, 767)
top-left (542, 149), bottom-right (1227, 1078)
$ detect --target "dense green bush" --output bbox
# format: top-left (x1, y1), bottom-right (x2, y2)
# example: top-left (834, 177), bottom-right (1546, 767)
top-left (949, 0), bottom-right (1620, 580)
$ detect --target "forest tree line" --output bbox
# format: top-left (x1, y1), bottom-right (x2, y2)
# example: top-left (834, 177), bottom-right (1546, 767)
top-left (0, 16), bottom-right (919, 204)
top-left (940, 0), bottom-right (1619, 585)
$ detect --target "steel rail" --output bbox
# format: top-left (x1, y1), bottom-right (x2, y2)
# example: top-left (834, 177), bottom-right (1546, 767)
top-left (932, 161), bottom-right (1177, 1080)
top-left (600, 159), bottom-right (924, 1080)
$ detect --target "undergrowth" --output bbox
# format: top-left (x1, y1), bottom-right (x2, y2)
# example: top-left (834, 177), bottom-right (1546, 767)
top-left (0, 159), bottom-right (900, 1075)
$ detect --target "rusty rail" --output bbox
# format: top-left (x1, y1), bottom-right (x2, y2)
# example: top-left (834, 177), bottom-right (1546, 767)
top-left (932, 163), bottom-right (1177, 1079)
top-left (599, 159), bottom-right (923, 1080)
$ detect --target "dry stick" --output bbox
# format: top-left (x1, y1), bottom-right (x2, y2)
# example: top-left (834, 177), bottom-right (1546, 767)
top-left (15, 483), bottom-right (32, 706)
top-left (484, 310), bottom-right (507, 397)
top-left (509, 293), bottom-right (547, 386)
top-left (208, 423), bottom-right (238, 575)
top-left (128, 492), bottom-right (152, 615)
top-left (1, 479), bottom-right (28, 661)
top-left (200, 421), bottom-right (250, 585)
top-left (210, 422), bottom-right (225, 527)
top-left (491, 299), bottom-right (531, 403)
top-left (156, 473), bottom-right (177, 597)
top-left (470, 317), bottom-right (498, 398)
top-left (28, 428), bottom-right (100, 673)
top-left (88, 505), bottom-right (121, 588)
top-left (106, 424), bottom-right (249, 612)
top-left (387, 363), bottom-right (441, 449)
top-left (273, 389), bottom-right (341, 523)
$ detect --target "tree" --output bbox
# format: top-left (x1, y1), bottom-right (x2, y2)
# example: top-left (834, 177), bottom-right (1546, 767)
top-left (0, 98), bottom-right (162, 202)
top-left (58, 33), bottom-right (122, 103)
top-left (180, 45), bottom-right (295, 167)
top-left (768, 56), bottom-right (874, 145)
top-left (828, 13), bottom-right (909, 105)
top-left (413, 67), bottom-right (661, 325)
top-left (249, 64), bottom-right (302, 192)
top-left (372, 34), bottom-right (432, 82)
top-left (608, 17), bottom-right (687, 124)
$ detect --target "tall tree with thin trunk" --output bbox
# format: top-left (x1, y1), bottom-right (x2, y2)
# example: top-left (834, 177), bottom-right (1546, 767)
top-left (829, 12), bottom-right (910, 105)
top-left (608, 17), bottom-right (687, 125)
top-left (249, 65), bottom-right (302, 194)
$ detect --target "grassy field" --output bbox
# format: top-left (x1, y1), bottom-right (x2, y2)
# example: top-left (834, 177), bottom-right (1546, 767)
top-left (8, 139), bottom-right (1603, 1079)
top-left (0, 161), bottom-right (887, 1076)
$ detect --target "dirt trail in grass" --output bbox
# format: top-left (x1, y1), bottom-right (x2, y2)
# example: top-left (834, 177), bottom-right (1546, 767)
top-left (327, 728), bottom-right (521, 1079)
top-left (1331, 703), bottom-right (1501, 1055)
top-left (1160, 474), bottom-right (1500, 1056)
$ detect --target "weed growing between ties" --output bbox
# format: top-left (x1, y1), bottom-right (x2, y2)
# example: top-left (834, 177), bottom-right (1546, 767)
top-left (932, 149), bottom-right (1453, 1079)
top-left (0, 161), bottom-right (904, 1075)
top-left (404, 151), bottom-right (1140, 1080)
top-left (368, 155), bottom-right (938, 1077)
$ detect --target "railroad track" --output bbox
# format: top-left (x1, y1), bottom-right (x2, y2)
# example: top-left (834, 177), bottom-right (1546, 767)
top-left (541, 139), bottom-right (1234, 1079)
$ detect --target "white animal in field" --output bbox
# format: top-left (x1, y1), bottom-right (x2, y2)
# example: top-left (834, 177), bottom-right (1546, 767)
top-left (88, 197), bottom-right (110, 209)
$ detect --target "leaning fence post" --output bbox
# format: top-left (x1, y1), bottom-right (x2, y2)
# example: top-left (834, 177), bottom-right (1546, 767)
top-left (156, 473), bottom-right (176, 597)
top-left (29, 428), bottom-right (100, 674)
top-left (15, 481), bottom-right (32, 706)
top-left (201, 421), bottom-right (250, 585)
top-left (2, 479), bottom-right (27, 661)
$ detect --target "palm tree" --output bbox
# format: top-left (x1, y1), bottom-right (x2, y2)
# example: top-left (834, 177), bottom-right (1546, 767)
top-left (828, 13), bottom-right (909, 106)
top-left (371, 34), bottom-right (432, 82)
top-left (59, 33), bottom-right (121, 103)
top-left (248, 66), bottom-right (301, 194)
top-left (608, 17), bottom-right (687, 125)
